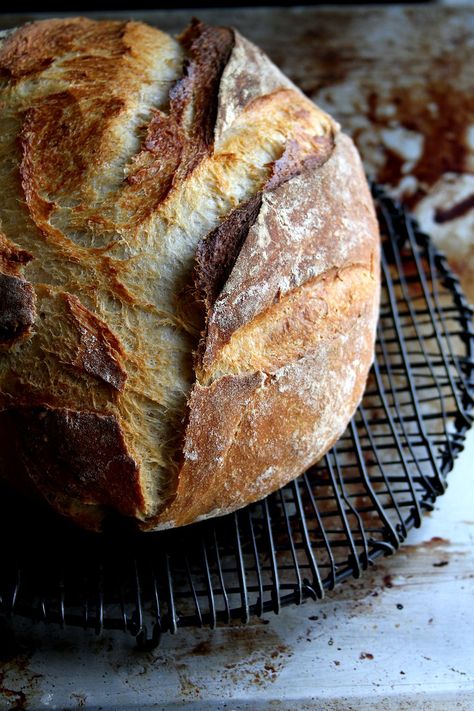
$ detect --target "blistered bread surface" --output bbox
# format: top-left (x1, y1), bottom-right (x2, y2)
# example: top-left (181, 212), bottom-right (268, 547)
top-left (0, 18), bottom-right (379, 529)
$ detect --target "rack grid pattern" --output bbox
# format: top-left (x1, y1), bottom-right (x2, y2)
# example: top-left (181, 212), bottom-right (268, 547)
top-left (1, 186), bottom-right (473, 648)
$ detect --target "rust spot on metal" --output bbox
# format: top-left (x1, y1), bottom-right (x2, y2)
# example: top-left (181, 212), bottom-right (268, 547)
top-left (435, 193), bottom-right (474, 223)
top-left (373, 86), bottom-right (474, 208)
top-left (191, 641), bottom-right (212, 656)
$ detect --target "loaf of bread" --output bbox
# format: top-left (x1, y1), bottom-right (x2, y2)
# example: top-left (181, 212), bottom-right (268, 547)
top-left (0, 17), bottom-right (380, 531)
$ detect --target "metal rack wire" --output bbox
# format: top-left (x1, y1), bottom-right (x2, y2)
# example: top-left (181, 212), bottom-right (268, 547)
top-left (1, 186), bottom-right (473, 648)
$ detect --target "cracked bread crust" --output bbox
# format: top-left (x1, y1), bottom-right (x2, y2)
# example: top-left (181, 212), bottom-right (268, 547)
top-left (148, 132), bottom-right (380, 529)
top-left (0, 17), bottom-right (379, 531)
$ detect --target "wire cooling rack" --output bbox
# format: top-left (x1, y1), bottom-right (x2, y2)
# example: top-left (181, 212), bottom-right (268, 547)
top-left (0, 186), bottom-right (473, 649)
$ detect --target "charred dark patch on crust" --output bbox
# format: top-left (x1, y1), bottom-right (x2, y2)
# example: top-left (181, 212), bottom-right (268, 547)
top-left (0, 405), bottom-right (143, 517)
top-left (64, 293), bottom-right (127, 391)
top-left (195, 194), bottom-right (262, 310)
top-left (0, 273), bottom-right (36, 347)
top-left (0, 233), bottom-right (35, 345)
top-left (192, 195), bottom-right (262, 371)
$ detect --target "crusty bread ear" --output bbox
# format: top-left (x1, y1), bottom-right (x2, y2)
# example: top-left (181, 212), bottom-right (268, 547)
top-left (0, 18), bottom-right (379, 531)
top-left (145, 133), bottom-right (380, 530)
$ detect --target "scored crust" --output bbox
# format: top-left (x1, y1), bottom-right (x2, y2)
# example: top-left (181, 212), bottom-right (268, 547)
top-left (147, 133), bottom-right (380, 529)
top-left (0, 18), bottom-right (380, 531)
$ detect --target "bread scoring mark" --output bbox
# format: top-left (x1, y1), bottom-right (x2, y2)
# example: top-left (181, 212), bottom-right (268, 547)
top-left (0, 18), bottom-right (348, 525)
top-left (201, 134), bottom-right (376, 371)
top-left (213, 31), bottom-right (296, 146)
top-left (198, 264), bottom-right (375, 384)
top-left (144, 370), bottom-right (266, 528)
top-left (122, 19), bottom-right (234, 220)
top-left (266, 133), bottom-right (334, 190)
top-left (193, 129), bottom-right (335, 371)
top-left (178, 19), bottom-right (235, 161)
top-left (193, 133), bottom-right (335, 312)
top-left (195, 194), bottom-right (263, 311)
top-left (64, 293), bottom-right (127, 391)
top-left (0, 404), bottom-right (143, 517)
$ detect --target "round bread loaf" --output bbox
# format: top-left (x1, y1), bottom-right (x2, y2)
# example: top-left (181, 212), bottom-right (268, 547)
top-left (0, 17), bottom-right (380, 531)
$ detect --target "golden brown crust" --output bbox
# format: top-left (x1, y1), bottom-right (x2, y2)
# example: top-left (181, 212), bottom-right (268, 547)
top-left (0, 18), bottom-right (108, 79)
top-left (146, 133), bottom-right (380, 529)
top-left (64, 294), bottom-right (127, 392)
top-left (0, 17), bottom-right (379, 531)
top-left (200, 133), bottom-right (377, 377)
top-left (125, 19), bottom-right (234, 217)
top-left (0, 231), bottom-right (33, 277)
